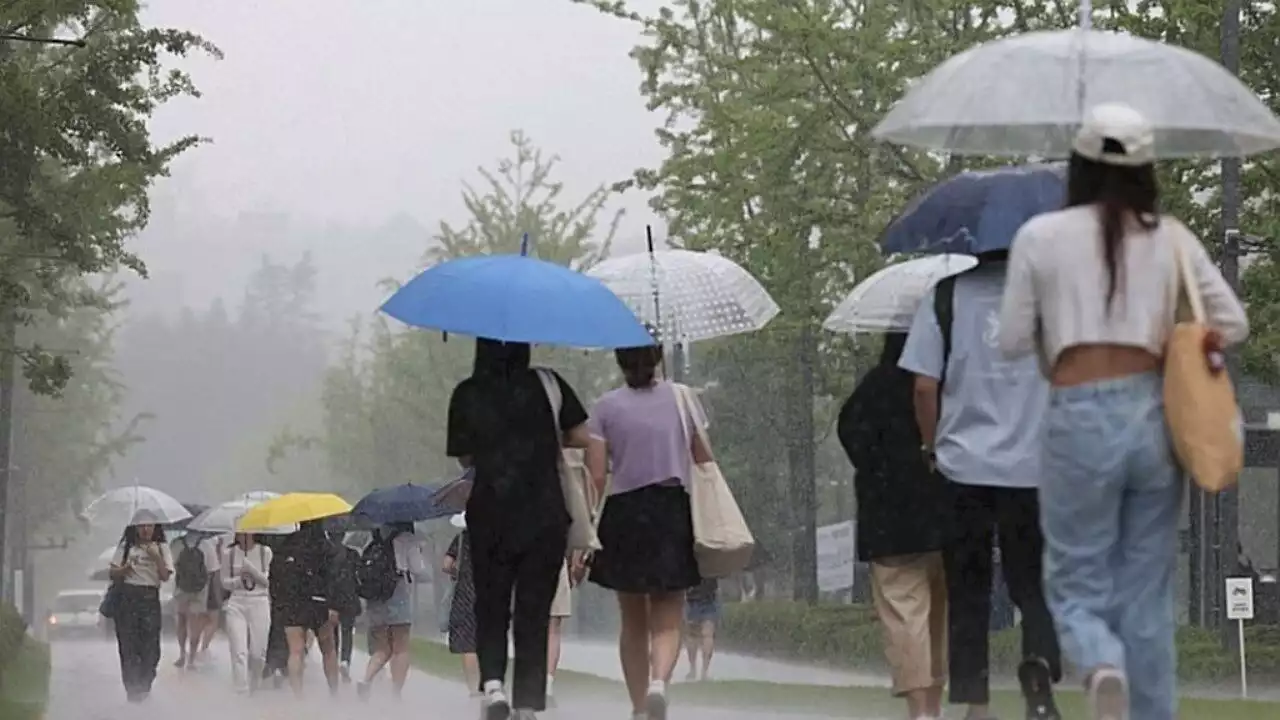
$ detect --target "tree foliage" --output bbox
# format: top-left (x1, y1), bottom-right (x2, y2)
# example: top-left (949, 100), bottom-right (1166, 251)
top-left (311, 132), bottom-right (623, 495)
top-left (0, 0), bottom-right (219, 392)
top-left (12, 279), bottom-right (141, 531)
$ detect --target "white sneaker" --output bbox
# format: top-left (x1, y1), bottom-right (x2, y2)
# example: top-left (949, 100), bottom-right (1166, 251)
top-left (1089, 668), bottom-right (1129, 720)
top-left (483, 681), bottom-right (511, 720)
top-left (644, 680), bottom-right (668, 720)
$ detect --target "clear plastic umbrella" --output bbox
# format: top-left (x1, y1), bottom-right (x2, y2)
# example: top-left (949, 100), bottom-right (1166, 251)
top-left (586, 248), bottom-right (780, 343)
top-left (80, 485), bottom-right (192, 527)
top-left (187, 498), bottom-right (297, 535)
top-left (823, 255), bottom-right (978, 334)
top-left (872, 28), bottom-right (1280, 159)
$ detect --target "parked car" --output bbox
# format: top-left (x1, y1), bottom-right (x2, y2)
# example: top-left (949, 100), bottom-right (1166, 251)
top-left (46, 589), bottom-right (109, 640)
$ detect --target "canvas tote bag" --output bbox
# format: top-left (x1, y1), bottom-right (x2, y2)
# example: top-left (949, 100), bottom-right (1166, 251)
top-left (1163, 235), bottom-right (1244, 492)
top-left (536, 369), bottom-right (603, 551)
top-left (673, 383), bottom-right (755, 578)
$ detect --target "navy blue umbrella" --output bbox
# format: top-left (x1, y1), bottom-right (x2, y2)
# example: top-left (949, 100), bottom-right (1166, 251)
top-left (880, 164), bottom-right (1065, 255)
top-left (351, 483), bottom-right (451, 525)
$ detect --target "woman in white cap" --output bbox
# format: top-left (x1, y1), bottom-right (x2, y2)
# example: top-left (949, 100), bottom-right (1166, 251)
top-left (999, 103), bottom-right (1248, 720)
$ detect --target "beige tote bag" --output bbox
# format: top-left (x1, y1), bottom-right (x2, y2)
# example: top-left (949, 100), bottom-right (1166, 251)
top-left (1163, 237), bottom-right (1244, 492)
top-left (536, 369), bottom-right (603, 551)
top-left (674, 383), bottom-right (755, 578)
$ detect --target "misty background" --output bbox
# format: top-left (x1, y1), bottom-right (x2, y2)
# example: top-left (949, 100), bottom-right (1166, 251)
top-left (114, 0), bottom-right (668, 501)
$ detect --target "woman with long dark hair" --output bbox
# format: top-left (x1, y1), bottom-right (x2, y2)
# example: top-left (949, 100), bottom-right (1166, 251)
top-left (108, 522), bottom-right (173, 701)
top-left (586, 342), bottom-right (712, 720)
top-left (1000, 104), bottom-right (1248, 720)
top-left (447, 338), bottom-right (590, 720)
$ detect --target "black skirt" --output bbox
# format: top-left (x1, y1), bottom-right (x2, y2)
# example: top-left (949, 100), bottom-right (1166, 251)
top-left (589, 483), bottom-right (700, 594)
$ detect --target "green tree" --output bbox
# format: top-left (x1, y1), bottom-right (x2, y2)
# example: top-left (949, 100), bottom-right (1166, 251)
top-left (12, 280), bottom-right (140, 530)
top-left (307, 133), bottom-right (623, 494)
top-left (0, 1), bottom-right (219, 391)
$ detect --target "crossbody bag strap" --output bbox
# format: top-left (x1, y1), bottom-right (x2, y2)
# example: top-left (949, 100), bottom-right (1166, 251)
top-left (1171, 231), bottom-right (1205, 324)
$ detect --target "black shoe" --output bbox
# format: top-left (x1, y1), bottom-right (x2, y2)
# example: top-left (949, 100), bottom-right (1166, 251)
top-left (1018, 658), bottom-right (1062, 720)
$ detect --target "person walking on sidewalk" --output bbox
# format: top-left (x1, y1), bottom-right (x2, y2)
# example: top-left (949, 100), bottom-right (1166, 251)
top-left (444, 519), bottom-right (481, 696)
top-left (586, 342), bottom-right (712, 720)
top-left (901, 249), bottom-right (1063, 720)
top-left (329, 529), bottom-right (362, 682)
top-left (357, 522), bottom-right (428, 700)
top-left (446, 338), bottom-right (591, 720)
top-left (840, 333), bottom-right (949, 720)
top-left (270, 519), bottom-right (342, 697)
top-left (682, 577), bottom-right (720, 682)
top-left (998, 104), bottom-right (1248, 720)
top-left (170, 530), bottom-right (221, 669)
top-left (221, 532), bottom-right (273, 695)
top-left (107, 522), bottom-right (173, 702)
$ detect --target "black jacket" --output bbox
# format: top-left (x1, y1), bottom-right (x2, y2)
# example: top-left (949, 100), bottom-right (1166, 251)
top-left (269, 524), bottom-right (341, 611)
top-left (838, 334), bottom-right (947, 562)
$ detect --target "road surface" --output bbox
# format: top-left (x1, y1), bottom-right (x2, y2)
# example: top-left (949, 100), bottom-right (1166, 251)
top-left (47, 637), bottom-right (856, 720)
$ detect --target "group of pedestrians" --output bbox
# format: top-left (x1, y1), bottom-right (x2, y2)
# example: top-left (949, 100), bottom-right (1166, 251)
top-left (105, 512), bottom-right (439, 702)
top-left (842, 104), bottom-right (1249, 720)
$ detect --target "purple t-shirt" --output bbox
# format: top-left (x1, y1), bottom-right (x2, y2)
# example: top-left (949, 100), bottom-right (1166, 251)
top-left (588, 381), bottom-right (709, 496)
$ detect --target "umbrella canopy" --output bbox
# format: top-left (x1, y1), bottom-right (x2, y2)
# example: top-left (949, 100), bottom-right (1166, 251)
top-left (428, 468), bottom-right (474, 516)
top-left (352, 483), bottom-right (450, 525)
top-left (81, 485), bottom-right (193, 527)
top-left (233, 490), bottom-right (281, 504)
top-left (379, 254), bottom-right (654, 349)
top-left (585, 249), bottom-right (780, 343)
top-left (824, 255), bottom-right (978, 334)
top-left (236, 492), bottom-right (352, 532)
top-left (880, 164), bottom-right (1064, 255)
top-left (188, 499), bottom-right (298, 535)
top-left (872, 29), bottom-right (1280, 159)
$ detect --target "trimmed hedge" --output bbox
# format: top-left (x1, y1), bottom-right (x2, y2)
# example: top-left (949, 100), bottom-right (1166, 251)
top-left (719, 602), bottom-right (1280, 683)
top-left (0, 603), bottom-right (49, 720)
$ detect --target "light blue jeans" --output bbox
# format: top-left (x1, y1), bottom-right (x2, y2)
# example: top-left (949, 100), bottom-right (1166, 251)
top-left (1041, 372), bottom-right (1183, 720)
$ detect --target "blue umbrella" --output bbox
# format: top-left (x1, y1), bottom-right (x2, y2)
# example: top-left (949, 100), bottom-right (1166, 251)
top-left (351, 483), bottom-right (452, 525)
top-left (380, 254), bottom-right (654, 349)
top-left (879, 164), bottom-right (1065, 255)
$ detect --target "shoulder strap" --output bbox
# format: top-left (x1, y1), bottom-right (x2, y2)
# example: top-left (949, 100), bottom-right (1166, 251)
top-left (934, 275), bottom-right (957, 389)
top-left (1171, 232), bottom-right (1204, 323)
top-left (534, 368), bottom-right (564, 443)
top-left (672, 383), bottom-right (710, 459)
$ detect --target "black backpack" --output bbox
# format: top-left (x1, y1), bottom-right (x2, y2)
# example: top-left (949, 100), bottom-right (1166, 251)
top-left (174, 537), bottom-right (209, 594)
top-left (356, 535), bottom-right (399, 602)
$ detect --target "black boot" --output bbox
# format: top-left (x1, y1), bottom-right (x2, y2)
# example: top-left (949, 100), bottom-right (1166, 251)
top-left (1018, 657), bottom-right (1062, 720)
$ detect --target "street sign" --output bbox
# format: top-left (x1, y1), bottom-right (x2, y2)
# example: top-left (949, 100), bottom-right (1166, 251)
top-left (1226, 577), bottom-right (1255, 621)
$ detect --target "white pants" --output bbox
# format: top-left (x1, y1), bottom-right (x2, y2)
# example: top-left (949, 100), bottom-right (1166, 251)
top-left (224, 594), bottom-right (270, 693)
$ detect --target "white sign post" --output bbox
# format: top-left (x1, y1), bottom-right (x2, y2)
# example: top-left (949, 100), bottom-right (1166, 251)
top-left (1225, 577), bottom-right (1255, 699)
top-left (815, 520), bottom-right (856, 595)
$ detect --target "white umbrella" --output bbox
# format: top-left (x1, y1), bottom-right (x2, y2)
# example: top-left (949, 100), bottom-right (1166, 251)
top-left (586, 248), bottom-right (780, 343)
top-left (81, 485), bottom-right (192, 527)
top-left (187, 498), bottom-right (297, 535)
top-left (823, 255), bottom-right (978, 334)
top-left (233, 490), bottom-right (280, 504)
top-left (872, 28), bottom-right (1280, 159)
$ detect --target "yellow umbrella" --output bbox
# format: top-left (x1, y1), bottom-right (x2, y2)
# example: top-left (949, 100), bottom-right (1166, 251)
top-left (235, 492), bottom-right (351, 531)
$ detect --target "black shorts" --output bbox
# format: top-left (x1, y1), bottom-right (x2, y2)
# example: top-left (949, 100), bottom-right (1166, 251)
top-left (589, 483), bottom-right (701, 594)
top-left (274, 598), bottom-right (329, 631)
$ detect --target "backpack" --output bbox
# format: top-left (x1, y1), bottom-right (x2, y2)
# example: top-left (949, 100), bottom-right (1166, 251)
top-left (356, 535), bottom-right (399, 602)
top-left (174, 537), bottom-right (209, 594)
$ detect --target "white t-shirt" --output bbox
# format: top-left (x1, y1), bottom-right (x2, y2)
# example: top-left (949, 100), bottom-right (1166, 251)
top-left (220, 543), bottom-right (273, 597)
top-left (111, 541), bottom-right (174, 587)
top-left (392, 533), bottom-right (428, 576)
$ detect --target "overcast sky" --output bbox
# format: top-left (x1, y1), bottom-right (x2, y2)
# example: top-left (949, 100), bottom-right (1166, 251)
top-left (130, 0), bottom-right (668, 322)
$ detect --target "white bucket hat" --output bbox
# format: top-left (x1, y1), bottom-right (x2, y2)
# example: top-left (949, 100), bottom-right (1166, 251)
top-left (1073, 102), bottom-right (1155, 167)
top-left (450, 512), bottom-right (467, 529)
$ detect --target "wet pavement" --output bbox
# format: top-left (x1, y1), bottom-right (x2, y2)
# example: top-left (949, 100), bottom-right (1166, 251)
top-left (47, 637), bottom-right (853, 720)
